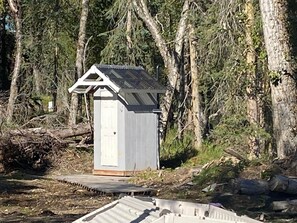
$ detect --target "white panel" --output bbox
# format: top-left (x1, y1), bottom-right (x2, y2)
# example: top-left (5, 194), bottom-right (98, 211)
top-left (100, 89), bottom-right (113, 97)
top-left (101, 99), bottom-right (118, 166)
top-left (94, 88), bottom-right (114, 97)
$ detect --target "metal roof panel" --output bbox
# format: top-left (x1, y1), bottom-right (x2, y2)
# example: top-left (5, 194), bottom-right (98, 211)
top-left (95, 64), bottom-right (166, 93)
top-left (74, 196), bottom-right (262, 223)
top-left (74, 197), bottom-right (160, 223)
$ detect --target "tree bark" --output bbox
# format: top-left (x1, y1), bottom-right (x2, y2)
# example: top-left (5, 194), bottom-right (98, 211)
top-left (7, 123), bottom-right (91, 140)
top-left (132, 0), bottom-right (190, 138)
top-left (260, 0), bottom-right (297, 158)
top-left (269, 175), bottom-right (297, 194)
top-left (68, 0), bottom-right (89, 126)
top-left (189, 22), bottom-right (203, 149)
top-left (126, 0), bottom-right (133, 63)
top-left (245, 0), bottom-right (263, 158)
top-left (33, 65), bottom-right (41, 94)
top-left (6, 0), bottom-right (22, 123)
top-left (232, 178), bottom-right (269, 195)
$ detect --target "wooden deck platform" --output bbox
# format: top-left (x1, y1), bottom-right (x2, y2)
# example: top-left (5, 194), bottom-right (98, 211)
top-left (53, 175), bottom-right (153, 195)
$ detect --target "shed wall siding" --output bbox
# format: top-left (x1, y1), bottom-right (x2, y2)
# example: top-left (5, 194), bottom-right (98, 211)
top-left (125, 109), bottom-right (158, 171)
top-left (93, 97), bottom-right (101, 170)
top-left (118, 102), bottom-right (126, 169)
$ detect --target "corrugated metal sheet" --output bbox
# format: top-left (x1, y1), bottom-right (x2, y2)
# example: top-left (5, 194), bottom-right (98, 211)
top-left (95, 64), bottom-right (166, 93)
top-left (74, 196), bottom-right (161, 223)
top-left (74, 196), bottom-right (261, 223)
top-left (125, 112), bottom-right (158, 170)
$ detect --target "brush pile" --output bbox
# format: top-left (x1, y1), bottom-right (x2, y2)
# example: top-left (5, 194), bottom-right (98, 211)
top-left (0, 123), bottom-right (92, 173)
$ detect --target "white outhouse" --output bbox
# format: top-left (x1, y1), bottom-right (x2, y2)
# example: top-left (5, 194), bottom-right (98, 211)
top-left (68, 64), bottom-right (165, 176)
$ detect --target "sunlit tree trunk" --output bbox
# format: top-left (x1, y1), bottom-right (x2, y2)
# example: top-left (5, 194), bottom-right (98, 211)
top-left (189, 22), bottom-right (203, 149)
top-left (245, 0), bottom-right (264, 158)
top-left (260, 0), bottom-right (297, 158)
top-left (132, 0), bottom-right (190, 139)
top-left (177, 47), bottom-right (185, 140)
top-left (68, 0), bottom-right (89, 126)
top-left (6, 0), bottom-right (22, 123)
top-left (126, 0), bottom-right (133, 63)
top-left (33, 65), bottom-right (41, 94)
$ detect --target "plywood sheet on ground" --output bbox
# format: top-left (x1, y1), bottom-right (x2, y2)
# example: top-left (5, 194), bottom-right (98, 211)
top-left (53, 175), bottom-right (153, 195)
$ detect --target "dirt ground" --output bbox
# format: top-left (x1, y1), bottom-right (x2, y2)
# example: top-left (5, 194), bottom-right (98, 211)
top-left (1, 148), bottom-right (297, 223)
top-left (0, 149), bottom-right (114, 223)
top-left (0, 173), bottom-right (113, 223)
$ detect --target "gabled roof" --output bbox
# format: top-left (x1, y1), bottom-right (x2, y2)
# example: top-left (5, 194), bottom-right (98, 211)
top-left (68, 64), bottom-right (166, 94)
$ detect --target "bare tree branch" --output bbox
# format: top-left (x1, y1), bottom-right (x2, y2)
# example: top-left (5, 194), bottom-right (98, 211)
top-left (7, 0), bottom-right (18, 13)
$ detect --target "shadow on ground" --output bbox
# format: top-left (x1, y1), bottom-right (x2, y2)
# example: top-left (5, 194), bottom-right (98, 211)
top-left (160, 147), bottom-right (198, 169)
top-left (0, 172), bottom-right (112, 223)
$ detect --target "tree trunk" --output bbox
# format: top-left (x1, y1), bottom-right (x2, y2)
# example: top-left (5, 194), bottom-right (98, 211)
top-left (6, 0), bottom-right (22, 123)
top-left (126, 1), bottom-right (133, 63)
top-left (33, 65), bottom-right (41, 94)
top-left (245, 0), bottom-right (263, 158)
top-left (189, 22), bottom-right (203, 149)
top-left (259, 0), bottom-right (297, 158)
top-left (52, 44), bottom-right (58, 112)
top-left (132, 0), bottom-right (190, 139)
top-left (177, 46), bottom-right (185, 140)
top-left (68, 0), bottom-right (89, 126)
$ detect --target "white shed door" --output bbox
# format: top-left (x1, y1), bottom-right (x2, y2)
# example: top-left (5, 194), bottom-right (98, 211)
top-left (100, 99), bottom-right (118, 166)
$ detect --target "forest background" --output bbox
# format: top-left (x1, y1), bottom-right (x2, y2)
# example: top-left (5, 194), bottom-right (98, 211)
top-left (0, 0), bottom-right (297, 164)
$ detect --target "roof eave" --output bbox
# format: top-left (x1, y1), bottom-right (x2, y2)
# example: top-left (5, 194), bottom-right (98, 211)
top-left (120, 89), bottom-right (166, 94)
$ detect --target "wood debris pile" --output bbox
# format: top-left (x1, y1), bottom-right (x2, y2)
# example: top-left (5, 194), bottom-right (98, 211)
top-left (0, 123), bottom-right (92, 173)
top-left (0, 131), bottom-right (66, 172)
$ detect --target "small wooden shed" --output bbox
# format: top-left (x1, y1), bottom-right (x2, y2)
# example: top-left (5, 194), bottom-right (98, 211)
top-left (68, 64), bottom-right (165, 176)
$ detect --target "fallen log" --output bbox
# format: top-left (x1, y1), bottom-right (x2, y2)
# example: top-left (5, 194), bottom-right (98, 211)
top-left (8, 123), bottom-right (92, 139)
top-left (269, 175), bottom-right (297, 194)
top-left (232, 178), bottom-right (269, 195)
top-left (271, 199), bottom-right (297, 212)
top-left (223, 147), bottom-right (248, 162)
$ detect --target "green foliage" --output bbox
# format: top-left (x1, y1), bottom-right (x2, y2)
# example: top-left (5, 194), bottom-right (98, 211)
top-left (192, 0), bottom-right (272, 159)
top-left (193, 160), bottom-right (245, 186)
top-left (269, 71), bottom-right (281, 86)
top-left (0, 1), bottom-right (3, 13)
top-left (160, 128), bottom-right (197, 168)
top-left (85, 0), bottom-right (112, 67)
top-left (21, 0), bottom-right (80, 95)
top-left (186, 142), bottom-right (224, 166)
top-left (35, 95), bottom-right (52, 113)
top-left (209, 113), bottom-right (270, 151)
top-left (100, 1), bottom-right (162, 74)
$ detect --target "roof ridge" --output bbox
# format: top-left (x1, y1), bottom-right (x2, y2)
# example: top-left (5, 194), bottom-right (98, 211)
top-left (95, 64), bottom-right (144, 70)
